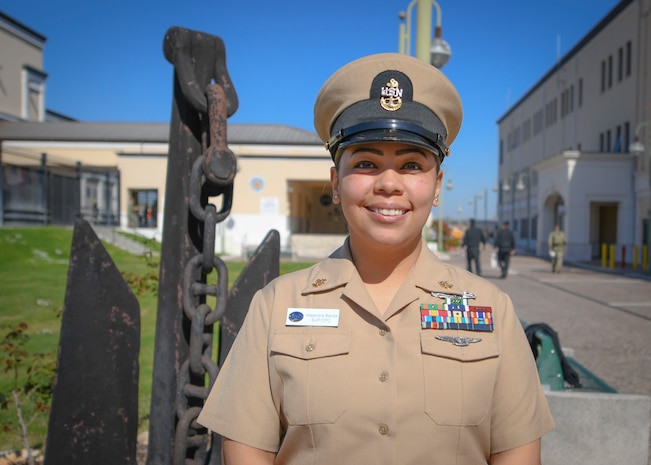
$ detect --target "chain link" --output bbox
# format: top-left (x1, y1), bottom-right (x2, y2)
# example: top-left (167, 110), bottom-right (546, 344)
top-left (173, 82), bottom-right (236, 465)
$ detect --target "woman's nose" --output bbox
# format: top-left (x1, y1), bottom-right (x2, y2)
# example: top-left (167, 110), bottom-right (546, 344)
top-left (374, 169), bottom-right (403, 195)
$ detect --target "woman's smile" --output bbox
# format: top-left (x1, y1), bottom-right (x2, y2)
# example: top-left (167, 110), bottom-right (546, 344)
top-left (367, 206), bottom-right (408, 217)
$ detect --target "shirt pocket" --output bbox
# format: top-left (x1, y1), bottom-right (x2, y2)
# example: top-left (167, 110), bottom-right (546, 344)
top-left (271, 330), bottom-right (351, 426)
top-left (420, 333), bottom-right (499, 426)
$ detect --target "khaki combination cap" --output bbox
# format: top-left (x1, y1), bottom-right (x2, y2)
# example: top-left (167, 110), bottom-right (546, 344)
top-left (314, 53), bottom-right (463, 163)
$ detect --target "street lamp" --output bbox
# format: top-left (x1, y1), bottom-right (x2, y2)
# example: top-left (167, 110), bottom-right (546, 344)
top-left (398, 0), bottom-right (451, 251)
top-left (628, 121), bottom-right (651, 273)
top-left (501, 177), bottom-right (516, 228)
top-left (468, 191), bottom-right (483, 220)
top-left (437, 178), bottom-right (453, 251)
top-left (399, 0), bottom-right (452, 68)
top-left (629, 121), bottom-right (650, 154)
top-left (515, 173), bottom-right (533, 252)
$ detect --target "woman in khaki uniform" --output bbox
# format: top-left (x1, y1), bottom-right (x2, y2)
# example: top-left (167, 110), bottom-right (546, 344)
top-left (198, 53), bottom-right (554, 464)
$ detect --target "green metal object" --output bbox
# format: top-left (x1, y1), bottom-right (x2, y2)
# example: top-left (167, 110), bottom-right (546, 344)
top-left (532, 330), bottom-right (617, 393)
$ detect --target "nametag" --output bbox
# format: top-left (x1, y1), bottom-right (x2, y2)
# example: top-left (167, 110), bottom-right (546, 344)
top-left (286, 308), bottom-right (340, 327)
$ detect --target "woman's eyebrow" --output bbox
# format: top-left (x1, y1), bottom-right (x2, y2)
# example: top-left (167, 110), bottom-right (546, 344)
top-left (395, 147), bottom-right (428, 157)
top-left (351, 147), bottom-right (383, 156)
top-left (350, 147), bottom-right (428, 157)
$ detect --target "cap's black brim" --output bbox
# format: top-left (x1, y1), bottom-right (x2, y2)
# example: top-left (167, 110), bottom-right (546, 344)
top-left (337, 129), bottom-right (442, 160)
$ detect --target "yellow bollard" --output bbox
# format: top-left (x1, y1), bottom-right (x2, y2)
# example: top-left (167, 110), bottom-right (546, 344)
top-left (644, 244), bottom-right (649, 271)
top-left (633, 245), bottom-right (638, 269)
top-left (609, 244), bottom-right (615, 269)
top-left (601, 243), bottom-right (607, 268)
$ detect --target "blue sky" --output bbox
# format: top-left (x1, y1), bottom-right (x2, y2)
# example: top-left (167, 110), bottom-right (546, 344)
top-left (3, 0), bottom-right (620, 220)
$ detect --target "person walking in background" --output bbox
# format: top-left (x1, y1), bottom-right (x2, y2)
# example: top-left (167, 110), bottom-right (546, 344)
top-left (495, 221), bottom-right (515, 278)
top-left (548, 225), bottom-right (567, 273)
top-left (463, 218), bottom-right (486, 275)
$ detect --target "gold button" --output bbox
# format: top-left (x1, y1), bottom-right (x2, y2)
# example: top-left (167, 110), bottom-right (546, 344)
top-left (378, 424), bottom-right (389, 435)
top-left (305, 344), bottom-right (314, 352)
top-left (379, 372), bottom-right (389, 382)
top-left (379, 328), bottom-right (388, 336)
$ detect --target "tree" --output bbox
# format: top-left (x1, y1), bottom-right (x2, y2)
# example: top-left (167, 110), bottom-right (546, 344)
top-left (0, 323), bottom-right (56, 465)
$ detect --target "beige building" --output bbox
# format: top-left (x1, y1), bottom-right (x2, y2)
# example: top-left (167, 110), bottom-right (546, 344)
top-left (497, 0), bottom-right (651, 266)
top-left (0, 12), bottom-right (46, 122)
top-left (0, 11), bottom-right (346, 258)
top-left (0, 121), bottom-right (344, 257)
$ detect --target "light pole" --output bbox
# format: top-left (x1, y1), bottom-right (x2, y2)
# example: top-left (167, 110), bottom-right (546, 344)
top-left (483, 188), bottom-right (488, 225)
top-left (437, 178), bottom-right (453, 251)
top-left (629, 121), bottom-right (651, 273)
top-left (515, 173), bottom-right (532, 252)
top-left (399, 0), bottom-right (452, 251)
top-left (468, 189), bottom-right (490, 225)
top-left (629, 122), bottom-right (650, 158)
top-left (468, 192), bottom-right (483, 221)
top-left (502, 177), bottom-right (515, 228)
top-left (399, 0), bottom-right (452, 69)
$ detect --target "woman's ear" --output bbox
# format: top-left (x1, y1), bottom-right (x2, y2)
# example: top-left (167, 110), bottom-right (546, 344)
top-left (433, 169), bottom-right (443, 207)
top-left (330, 167), bottom-right (340, 204)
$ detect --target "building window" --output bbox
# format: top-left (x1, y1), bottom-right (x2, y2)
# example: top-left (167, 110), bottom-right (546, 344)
top-left (624, 122), bottom-right (630, 153)
top-left (499, 139), bottom-right (503, 165)
top-left (606, 130), bottom-right (612, 152)
top-left (128, 189), bottom-right (158, 228)
top-left (533, 109), bottom-right (543, 135)
top-left (626, 41), bottom-right (632, 77)
top-left (545, 98), bottom-right (558, 127)
top-left (578, 79), bottom-right (583, 106)
top-left (600, 133), bottom-right (604, 152)
top-left (614, 125), bottom-right (622, 152)
top-left (561, 88), bottom-right (573, 118)
top-left (608, 55), bottom-right (613, 88)
top-left (523, 119), bottom-right (531, 142)
top-left (520, 218), bottom-right (528, 239)
top-left (618, 47), bottom-right (623, 82)
top-left (601, 61), bottom-right (606, 92)
top-left (22, 66), bottom-right (47, 122)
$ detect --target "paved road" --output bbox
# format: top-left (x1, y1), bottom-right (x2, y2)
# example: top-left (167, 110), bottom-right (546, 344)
top-left (449, 248), bottom-right (651, 464)
top-left (448, 248), bottom-right (651, 398)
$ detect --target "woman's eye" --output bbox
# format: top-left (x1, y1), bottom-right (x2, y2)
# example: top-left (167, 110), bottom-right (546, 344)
top-left (354, 161), bottom-right (376, 169)
top-left (403, 162), bottom-right (422, 171)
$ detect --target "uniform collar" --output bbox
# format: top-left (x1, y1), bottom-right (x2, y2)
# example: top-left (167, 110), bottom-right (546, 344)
top-left (299, 238), bottom-right (357, 295)
top-left (409, 242), bottom-right (465, 295)
top-left (300, 239), bottom-right (467, 315)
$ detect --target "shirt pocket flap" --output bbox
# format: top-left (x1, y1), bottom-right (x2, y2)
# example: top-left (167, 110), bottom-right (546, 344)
top-left (271, 332), bottom-right (351, 360)
top-left (420, 333), bottom-right (499, 362)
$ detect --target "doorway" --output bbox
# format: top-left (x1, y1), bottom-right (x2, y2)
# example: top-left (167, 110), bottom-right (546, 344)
top-left (589, 202), bottom-right (618, 258)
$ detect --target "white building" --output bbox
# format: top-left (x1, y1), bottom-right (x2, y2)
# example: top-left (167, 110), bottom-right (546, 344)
top-left (497, 0), bottom-right (651, 266)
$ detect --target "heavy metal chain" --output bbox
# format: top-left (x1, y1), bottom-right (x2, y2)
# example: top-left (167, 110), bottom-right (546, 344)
top-left (173, 83), bottom-right (237, 465)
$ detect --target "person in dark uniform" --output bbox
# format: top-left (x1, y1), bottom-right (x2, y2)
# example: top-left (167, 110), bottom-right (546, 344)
top-left (495, 221), bottom-right (515, 278)
top-left (462, 218), bottom-right (486, 275)
top-left (198, 53), bottom-right (554, 465)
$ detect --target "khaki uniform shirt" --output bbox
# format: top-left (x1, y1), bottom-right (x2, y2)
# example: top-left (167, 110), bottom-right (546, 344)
top-left (198, 240), bottom-right (554, 464)
top-left (548, 231), bottom-right (567, 253)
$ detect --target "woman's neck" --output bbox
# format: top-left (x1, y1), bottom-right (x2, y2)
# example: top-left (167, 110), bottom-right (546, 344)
top-left (349, 237), bottom-right (422, 285)
top-left (348, 237), bottom-right (422, 315)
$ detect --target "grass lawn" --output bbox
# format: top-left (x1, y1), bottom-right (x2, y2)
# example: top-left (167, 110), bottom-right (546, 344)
top-left (0, 226), bottom-right (314, 452)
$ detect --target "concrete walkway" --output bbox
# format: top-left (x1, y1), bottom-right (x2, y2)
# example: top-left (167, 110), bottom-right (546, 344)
top-left (91, 225), bottom-right (157, 257)
top-left (449, 247), bottom-right (651, 465)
